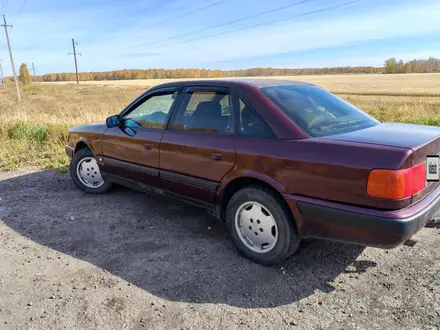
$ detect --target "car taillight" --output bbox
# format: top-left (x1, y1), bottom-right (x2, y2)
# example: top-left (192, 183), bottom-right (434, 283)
top-left (367, 163), bottom-right (426, 199)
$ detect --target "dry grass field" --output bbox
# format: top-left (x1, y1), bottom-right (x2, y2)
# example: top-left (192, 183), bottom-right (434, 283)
top-left (1, 73), bottom-right (440, 171)
top-left (50, 73), bottom-right (440, 95)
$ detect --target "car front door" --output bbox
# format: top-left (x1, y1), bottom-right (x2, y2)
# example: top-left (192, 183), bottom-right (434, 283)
top-left (159, 86), bottom-right (236, 204)
top-left (101, 88), bottom-right (181, 186)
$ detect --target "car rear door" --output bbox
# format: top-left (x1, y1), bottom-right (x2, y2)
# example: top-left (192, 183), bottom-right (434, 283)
top-left (159, 86), bottom-right (236, 204)
top-left (100, 87), bottom-right (181, 186)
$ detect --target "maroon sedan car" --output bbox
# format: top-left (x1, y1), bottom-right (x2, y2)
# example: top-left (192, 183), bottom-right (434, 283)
top-left (66, 79), bottom-right (440, 265)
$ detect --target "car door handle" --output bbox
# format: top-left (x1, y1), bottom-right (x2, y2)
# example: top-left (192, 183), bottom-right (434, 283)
top-left (212, 153), bottom-right (222, 161)
top-left (144, 144), bottom-right (153, 150)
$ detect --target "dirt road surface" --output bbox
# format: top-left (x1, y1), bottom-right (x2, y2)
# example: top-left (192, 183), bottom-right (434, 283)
top-left (1, 169), bottom-right (440, 330)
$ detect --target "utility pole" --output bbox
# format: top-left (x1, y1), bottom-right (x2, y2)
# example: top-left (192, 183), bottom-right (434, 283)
top-left (32, 62), bottom-right (36, 81)
top-left (0, 59), bottom-right (5, 88)
top-left (1, 15), bottom-right (21, 101)
top-left (68, 38), bottom-right (82, 84)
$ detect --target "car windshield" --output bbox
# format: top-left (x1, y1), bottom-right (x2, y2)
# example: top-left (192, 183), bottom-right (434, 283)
top-left (261, 85), bottom-right (380, 137)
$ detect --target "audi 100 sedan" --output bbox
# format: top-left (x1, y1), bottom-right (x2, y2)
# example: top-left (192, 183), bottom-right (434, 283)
top-left (66, 79), bottom-right (440, 265)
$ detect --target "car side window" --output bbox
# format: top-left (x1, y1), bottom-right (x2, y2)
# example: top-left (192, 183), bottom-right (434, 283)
top-left (122, 92), bottom-right (178, 129)
top-left (237, 96), bottom-right (274, 138)
top-left (168, 90), bottom-right (233, 134)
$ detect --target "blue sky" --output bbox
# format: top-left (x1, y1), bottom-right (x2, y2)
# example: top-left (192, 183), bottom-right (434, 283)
top-left (1, 0), bottom-right (440, 76)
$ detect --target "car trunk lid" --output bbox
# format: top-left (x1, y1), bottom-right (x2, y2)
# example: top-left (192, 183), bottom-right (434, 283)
top-left (321, 123), bottom-right (440, 149)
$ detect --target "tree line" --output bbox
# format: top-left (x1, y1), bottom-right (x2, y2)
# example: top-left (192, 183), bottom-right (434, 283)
top-left (5, 57), bottom-right (440, 83)
top-left (384, 57), bottom-right (440, 74)
top-left (40, 66), bottom-right (383, 82)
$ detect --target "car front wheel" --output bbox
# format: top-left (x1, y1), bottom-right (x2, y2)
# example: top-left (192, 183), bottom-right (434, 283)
top-left (226, 186), bottom-right (300, 265)
top-left (69, 148), bottom-right (113, 194)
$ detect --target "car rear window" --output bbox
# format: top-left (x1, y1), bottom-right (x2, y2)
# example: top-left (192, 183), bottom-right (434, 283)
top-left (261, 85), bottom-right (380, 137)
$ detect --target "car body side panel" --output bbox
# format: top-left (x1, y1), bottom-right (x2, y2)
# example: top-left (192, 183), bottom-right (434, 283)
top-left (159, 134), bottom-right (236, 184)
top-left (102, 127), bottom-right (163, 168)
top-left (159, 130), bottom-right (236, 204)
top-left (67, 123), bottom-right (107, 156)
top-left (218, 137), bottom-right (414, 211)
top-left (99, 127), bottom-right (164, 186)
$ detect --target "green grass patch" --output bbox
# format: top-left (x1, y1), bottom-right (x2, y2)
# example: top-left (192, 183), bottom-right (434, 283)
top-left (0, 121), bottom-right (70, 171)
top-left (403, 117), bottom-right (440, 126)
top-left (0, 138), bottom-right (69, 171)
top-left (43, 154), bottom-right (70, 170)
top-left (1, 122), bottom-right (69, 145)
top-left (6, 122), bottom-right (48, 143)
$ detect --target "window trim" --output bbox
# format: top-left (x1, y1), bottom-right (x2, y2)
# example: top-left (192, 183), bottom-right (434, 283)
top-left (185, 86), bottom-right (230, 93)
top-left (232, 91), bottom-right (275, 139)
top-left (165, 86), bottom-right (235, 136)
top-left (117, 87), bottom-right (182, 131)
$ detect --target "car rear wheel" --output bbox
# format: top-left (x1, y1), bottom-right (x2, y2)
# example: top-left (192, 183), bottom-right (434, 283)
top-left (69, 148), bottom-right (113, 194)
top-left (226, 186), bottom-right (300, 265)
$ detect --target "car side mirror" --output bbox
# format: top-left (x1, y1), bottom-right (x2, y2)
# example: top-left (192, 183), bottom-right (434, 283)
top-left (106, 115), bottom-right (121, 128)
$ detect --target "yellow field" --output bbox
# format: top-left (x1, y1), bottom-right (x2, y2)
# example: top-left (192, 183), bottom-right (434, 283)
top-left (47, 73), bottom-right (440, 95)
top-left (1, 73), bottom-right (440, 171)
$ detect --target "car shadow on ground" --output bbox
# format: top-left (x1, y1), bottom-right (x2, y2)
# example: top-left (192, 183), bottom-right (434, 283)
top-left (425, 220), bottom-right (440, 229)
top-left (0, 170), bottom-right (376, 308)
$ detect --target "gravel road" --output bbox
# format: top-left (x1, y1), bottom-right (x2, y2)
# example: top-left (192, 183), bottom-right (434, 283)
top-left (1, 169), bottom-right (440, 330)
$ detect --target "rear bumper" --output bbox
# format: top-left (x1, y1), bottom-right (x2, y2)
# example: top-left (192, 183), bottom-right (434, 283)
top-left (284, 185), bottom-right (440, 248)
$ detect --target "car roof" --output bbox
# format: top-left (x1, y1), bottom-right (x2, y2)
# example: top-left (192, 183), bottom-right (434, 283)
top-left (151, 78), bottom-right (315, 90)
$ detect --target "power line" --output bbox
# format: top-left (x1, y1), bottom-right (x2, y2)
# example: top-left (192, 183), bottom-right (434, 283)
top-left (142, 0), bottom-right (361, 52)
top-left (12, 0), bottom-right (27, 25)
top-left (130, 0), bottom-right (314, 50)
top-left (1, 0), bottom-right (8, 16)
top-left (144, 0), bottom-right (226, 29)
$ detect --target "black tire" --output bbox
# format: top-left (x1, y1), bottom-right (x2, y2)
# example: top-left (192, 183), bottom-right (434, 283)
top-left (226, 185), bottom-right (300, 266)
top-left (69, 148), bottom-right (113, 194)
